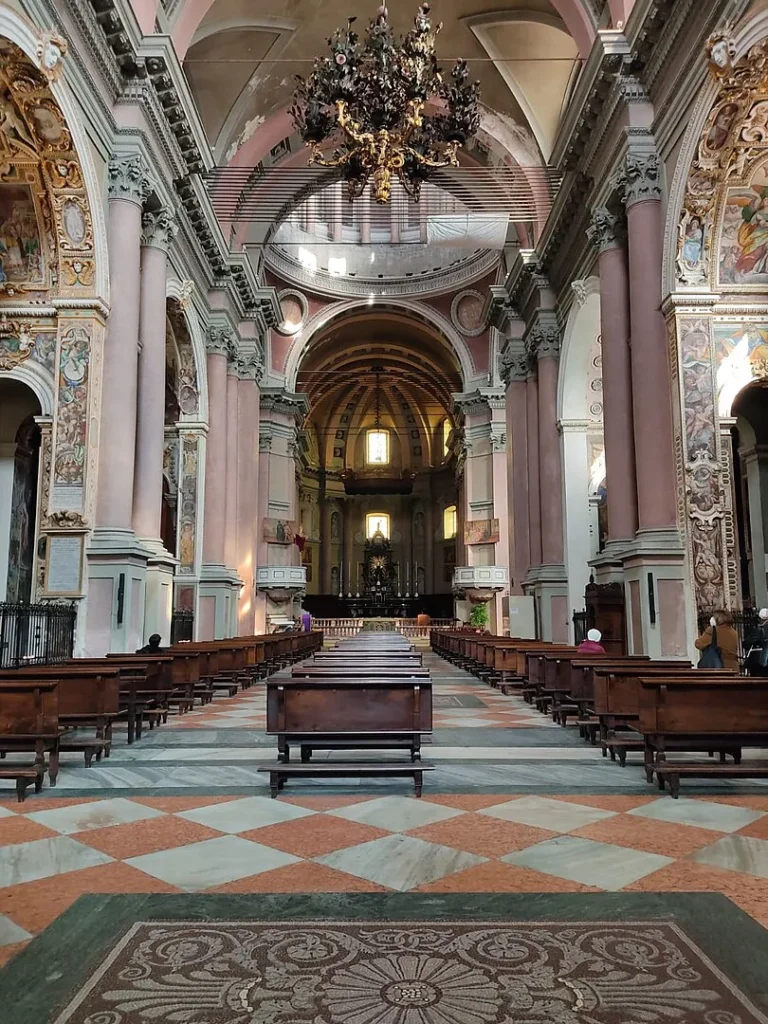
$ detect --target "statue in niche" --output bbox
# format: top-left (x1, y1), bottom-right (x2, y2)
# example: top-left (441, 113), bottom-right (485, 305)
top-left (331, 565), bottom-right (339, 592)
top-left (414, 510), bottom-right (425, 540)
top-left (331, 509), bottom-right (340, 541)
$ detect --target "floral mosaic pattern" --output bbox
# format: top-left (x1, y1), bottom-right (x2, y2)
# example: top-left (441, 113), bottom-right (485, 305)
top-left (54, 920), bottom-right (766, 1024)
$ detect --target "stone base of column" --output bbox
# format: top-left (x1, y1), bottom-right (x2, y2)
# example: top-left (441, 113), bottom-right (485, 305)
top-left (524, 564), bottom-right (569, 642)
top-left (621, 528), bottom-right (692, 659)
top-left (590, 540), bottom-right (631, 585)
top-left (199, 563), bottom-right (243, 639)
top-left (503, 595), bottom-right (536, 638)
top-left (85, 528), bottom-right (153, 655)
top-left (139, 538), bottom-right (178, 648)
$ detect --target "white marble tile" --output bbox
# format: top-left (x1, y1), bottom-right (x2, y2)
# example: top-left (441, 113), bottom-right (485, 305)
top-left (691, 834), bottom-right (768, 878)
top-left (0, 914), bottom-right (31, 946)
top-left (433, 717), bottom-right (498, 728)
top-left (26, 798), bottom-right (166, 835)
top-left (629, 798), bottom-right (764, 833)
top-left (427, 747), bottom-right (603, 761)
top-left (0, 836), bottom-right (113, 888)
top-left (317, 834), bottom-right (485, 891)
top-left (127, 836), bottom-right (299, 891)
top-left (0, 806), bottom-right (17, 818)
top-left (479, 796), bottom-right (617, 832)
top-left (328, 795), bottom-right (464, 832)
top-left (177, 795), bottom-right (315, 833)
top-left (504, 836), bottom-right (674, 890)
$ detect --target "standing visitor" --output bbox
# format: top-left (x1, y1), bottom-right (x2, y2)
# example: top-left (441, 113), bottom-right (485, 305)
top-left (695, 610), bottom-right (739, 670)
top-left (745, 608), bottom-right (768, 676)
top-left (300, 606), bottom-right (312, 633)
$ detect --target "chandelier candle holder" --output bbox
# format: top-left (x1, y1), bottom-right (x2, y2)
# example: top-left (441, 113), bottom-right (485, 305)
top-left (291, 3), bottom-right (480, 203)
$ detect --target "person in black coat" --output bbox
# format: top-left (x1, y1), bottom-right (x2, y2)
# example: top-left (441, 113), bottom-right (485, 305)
top-left (745, 609), bottom-right (768, 676)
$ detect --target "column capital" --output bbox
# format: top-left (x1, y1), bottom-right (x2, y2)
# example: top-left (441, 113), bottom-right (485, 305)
top-left (614, 151), bottom-right (662, 208)
top-left (587, 207), bottom-right (625, 253)
top-left (490, 424), bottom-right (507, 453)
top-left (499, 343), bottom-right (528, 385)
top-left (527, 321), bottom-right (561, 361)
top-left (108, 153), bottom-right (153, 205)
top-left (141, 208), bottom-right (178, 252)
top-left (235, 349), bottom-right (265, 383)
top-left (206, 325), bottom-right (235, 358)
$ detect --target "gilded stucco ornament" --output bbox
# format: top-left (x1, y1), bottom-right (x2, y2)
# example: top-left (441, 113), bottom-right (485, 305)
top-left (0, 319), bottom-right (34, 369)
top-left (706, 30), bottom-right (736, 81)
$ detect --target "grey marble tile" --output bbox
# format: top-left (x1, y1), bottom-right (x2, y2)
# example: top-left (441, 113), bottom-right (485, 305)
top-left (178, 795), bottom-right (315, 833)
top-left (505, 836), bottom-right (674, 890)
top-left (0, 837), bottom-right (113, 888)
top-left (629, 797), bottom-right (763, 833)
top-left (126, 836), bottom-right (298, 891)
top-left (317, 834), bottom-right (485, 891)
top-left (691, 834), bottom-right (768, 878)
top-left (480, 796), bottom-right (617, 832)
top-left (329, 795), bottom-right (464, 831)
top-left (0, 914), bottom-right (31, 946)
top-left (26, 798), bottom-right (166, 835)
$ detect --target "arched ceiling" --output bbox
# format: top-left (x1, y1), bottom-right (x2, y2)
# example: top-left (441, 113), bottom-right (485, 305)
top-left (296, 311), bottom-right (462, 472)
top-left (175, 0), bottom-right (595, 168)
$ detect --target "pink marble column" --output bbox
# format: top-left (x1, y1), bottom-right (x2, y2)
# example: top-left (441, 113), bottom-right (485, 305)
top-left (588, 208), bottom-right (638, 542)
top-left (237, 366), bottom-right (258, 634)
top-left (526, 369), bottom-right (542, 569)
top-left (622, 154), bottom-right (677, 532)
top-left (225, 363), bottom-right (239, 569)
top-left (202, 329), bottom-right (230, 565)
top-left (507, 371), bottom-right (530, 589)
top-left (537, 337), bottom-right (565, 566)
top-left (133, 209), bottom-right (176, 542)
top-left (96, 155), bottom-right (151, 530)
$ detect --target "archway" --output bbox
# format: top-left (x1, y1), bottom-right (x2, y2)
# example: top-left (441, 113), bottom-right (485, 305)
top-left (0, 378), bottom-right (41, 602)
top-left (294, 310), bottom-right (463, 619)
top-left (731, 380), bottom-right (768, 610)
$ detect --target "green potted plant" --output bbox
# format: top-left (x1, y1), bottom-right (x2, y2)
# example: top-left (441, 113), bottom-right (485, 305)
top-left (470, 603), bottom-right (489, 630)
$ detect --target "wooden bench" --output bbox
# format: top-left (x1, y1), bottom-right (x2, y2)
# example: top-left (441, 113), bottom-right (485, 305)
top-left (654, 761), bottom-right (768, 798)
top-left (0, 763), bottom-right (45, 802)
top-left (259, 761), bottom-right (435, 798)
top-left (0, 680), bottom-right (60, 789)
top-left (291, 664), bottom-right (429, 679)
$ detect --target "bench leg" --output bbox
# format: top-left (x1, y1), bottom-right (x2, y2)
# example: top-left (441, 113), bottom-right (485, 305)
top-left (301, 746), bottom-right (311, 763)
top-left (49, 746), bottom-right (59, 787)
top-left (414, 771), bottom-right (423, 798)
top-left (669, 774), bottom-right (680, 799)
top-left (16, 777), bottom-right (28, 803)
top-left (269, 772), bottom-right (279, 798)
top-left (84, 748), bottom-right (94, 768)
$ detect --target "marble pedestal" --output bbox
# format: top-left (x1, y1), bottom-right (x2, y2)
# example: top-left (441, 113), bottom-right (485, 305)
top-left (140, 539), bottom-right (177, 647)
top-left (621, 529), bottom-right (692, 660)
top-left (524, 564), bottom-right (569, 642)
top-left (199, 564), bottom-right (242, 640)
top-left (85, 528), bottom-right (153, 655)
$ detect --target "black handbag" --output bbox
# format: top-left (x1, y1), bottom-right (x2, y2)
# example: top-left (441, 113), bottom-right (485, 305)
top-left (698, 625), bottom-right (724, 669)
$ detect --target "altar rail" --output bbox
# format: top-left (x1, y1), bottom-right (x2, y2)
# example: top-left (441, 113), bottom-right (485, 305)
top-left (314, 618), bottom-right (454, 639)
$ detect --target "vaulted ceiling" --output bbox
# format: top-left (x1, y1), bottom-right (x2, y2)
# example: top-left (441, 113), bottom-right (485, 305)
top-left (173, 0), bottom-right (598, 168)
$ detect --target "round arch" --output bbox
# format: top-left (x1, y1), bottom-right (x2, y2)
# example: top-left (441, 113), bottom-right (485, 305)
top-left (0, 361), bottom-right (55, 416)
top-left (283, 298), bottom-right (477, 392)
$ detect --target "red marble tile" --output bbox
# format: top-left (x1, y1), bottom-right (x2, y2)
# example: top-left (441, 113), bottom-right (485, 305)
top-left (211, 861), bottom-right (389, 893)
top-left (625, 861), bottom-right (768, 927)
top-left (548, 795), bottom-right (659, 812)
top-left (76, 817), bottom-right (223, 859)
top-left (422, 794), bottom-right (518, 811)
top-left (279, 796), bottom-right (372, 811)
top-left (131, 796), bottom-right (239, 812)
top-left (0, 941), bottom-right (28, 968)
top-left (571, 815), bottom-right (722, 857)
top-left (0, 817), bottom-right (58, 847)
top-left (0, 863), bottom-right (179, 934)
top-left (242, 817), bottom-right (389, 858)
top-left (409, 814), bottom-right (555, 857)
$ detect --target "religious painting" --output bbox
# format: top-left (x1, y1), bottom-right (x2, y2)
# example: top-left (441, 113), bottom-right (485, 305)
top-left (679, 319), bottom-right (716, 455)
top-left (718, 163), bottom-right (768, 286)
top-left (464, 518), bottom-right (500, 545)
top-left (6, 417), bottom-right (39, 603)
top-left (27, 101), bottom-right (68, 148)
top-left (0, 184), bottom-right (43, 286)
top-left (178, 436), bottom-right (198, 573)
top-left (263, 517), bottom-right (296, 543)
top-left (30, 331), bottom-right (56, 374)
top-left (704, 100), bottom-right (741, 153)
top-left (712, 322), bottom-right (768, 416)
top-left (60, 198), bottom-right (86, 247)
top-left (53, 324), bottom-right (89, 485)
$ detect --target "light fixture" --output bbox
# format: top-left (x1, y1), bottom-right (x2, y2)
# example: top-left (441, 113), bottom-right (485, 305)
top-left (291, 3), bottom-right (480, 203)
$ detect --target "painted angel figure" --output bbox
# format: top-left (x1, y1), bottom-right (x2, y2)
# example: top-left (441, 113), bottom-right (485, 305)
top-left (734, 188), bottom-right (768, 278)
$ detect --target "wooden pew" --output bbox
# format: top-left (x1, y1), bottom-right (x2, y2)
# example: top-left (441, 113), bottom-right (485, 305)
top-left (0, 680), bottom-right (59, 795)
top-left (638, 676), bottom-right (768, 796)
top-left (291, 663), bottom-right (429, 679)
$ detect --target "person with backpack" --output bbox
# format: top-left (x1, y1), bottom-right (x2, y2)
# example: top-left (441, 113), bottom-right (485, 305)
top-left (695, 610), bottom-right (739, 671)
top-left (745, 608), bottom-right (768, 676)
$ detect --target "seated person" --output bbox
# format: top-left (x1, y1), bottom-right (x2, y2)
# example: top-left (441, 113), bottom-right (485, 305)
top-left (577, 628), bottom-right (606, 655)
top-left (695, 608), bottom-right (739, 671)
top-left (416, 610), bottom-right (431, 627)
top-left (137, 633), bottom-right (165, 654)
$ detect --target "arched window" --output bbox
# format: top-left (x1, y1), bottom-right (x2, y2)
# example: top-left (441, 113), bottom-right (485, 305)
top-left (443, 505), bottom-right (457, 540)
top-left (366, 428), bottom-right (389, 465)
top-left (366, 513), bottom-right (390, 539)
top-left (443, 418), bottom-right (452, 457)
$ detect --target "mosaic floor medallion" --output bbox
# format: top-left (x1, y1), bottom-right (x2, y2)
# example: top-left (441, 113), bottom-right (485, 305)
top-left (53, 919), bottom-right (768, 1024)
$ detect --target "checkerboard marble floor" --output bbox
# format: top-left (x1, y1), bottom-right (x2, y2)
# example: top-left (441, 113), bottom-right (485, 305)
top-left (2, 650), bottom-right (768, 970)
top-left (1, 792), bottom-right (768, 966)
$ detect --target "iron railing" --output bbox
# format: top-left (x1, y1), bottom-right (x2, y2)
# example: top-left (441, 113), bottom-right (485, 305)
top-left (313, 617), bottom-right (454, 639)
top-left (0, 602), bottom-right (77, 668)
top-left (171, 610), bottom-right (195, 643)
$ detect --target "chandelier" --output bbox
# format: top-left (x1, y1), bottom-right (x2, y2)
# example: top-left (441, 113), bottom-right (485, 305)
top-left (290, 3), bottom-right (480, 203)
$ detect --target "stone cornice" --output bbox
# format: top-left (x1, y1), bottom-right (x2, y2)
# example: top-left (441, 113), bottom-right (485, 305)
top-left (451, 388), bottom-right (506, 417)
top-left (259, 388), bottom-right (310, 423)
top-left (485, 285), bottom-right (514, 331)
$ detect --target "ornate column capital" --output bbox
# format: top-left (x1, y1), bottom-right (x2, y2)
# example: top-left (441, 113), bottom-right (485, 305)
top-left (498, 343), bottom-right (528, 385)
top-left (205, 325), bottom-right (234, 357)
top-left (490, 424), bottom-right (507, 453)
top-left (527, 324), bottom-right (561, 362)
top-left (587, 207), bottom-right (625, 253)
top-left (141, 208), bottom-right (178, 252)
top-left (235, 349), bottom-right (265, 383)
top-left (107, 154), bottom-right (153, 206)
top-left (615, 151), bottom-right (662, 208)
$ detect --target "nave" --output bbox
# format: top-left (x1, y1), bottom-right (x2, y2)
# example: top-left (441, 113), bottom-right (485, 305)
top-left (1, 645), bottom-right (767, 981)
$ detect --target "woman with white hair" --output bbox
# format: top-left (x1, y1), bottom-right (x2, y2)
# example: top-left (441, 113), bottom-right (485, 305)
top-left (745, 608), bottom-right (768, 676)
top-left (577, 628), bottom-right (606, 655)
